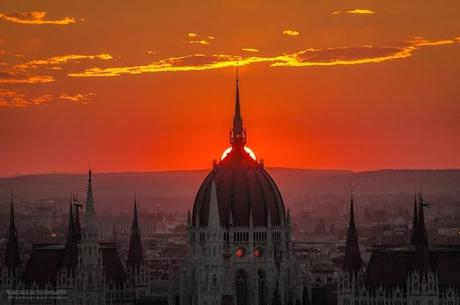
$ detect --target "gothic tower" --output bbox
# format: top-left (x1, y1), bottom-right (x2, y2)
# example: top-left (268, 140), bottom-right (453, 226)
top-left (1, 195), bottom-right (21, 289)
top-left (126, 196), bottom-right (149, 301)
top-left (75, 169), bottom-right (106, 305)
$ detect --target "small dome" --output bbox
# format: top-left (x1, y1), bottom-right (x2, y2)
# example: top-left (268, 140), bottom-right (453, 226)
top-left (192, 146), bottom-right (285, 227)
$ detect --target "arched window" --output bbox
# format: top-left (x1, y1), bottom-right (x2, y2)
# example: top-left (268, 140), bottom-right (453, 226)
top-left (257, 270), bottom-right (265, 305)
top-left (236, 269), bottom-right (248, 305)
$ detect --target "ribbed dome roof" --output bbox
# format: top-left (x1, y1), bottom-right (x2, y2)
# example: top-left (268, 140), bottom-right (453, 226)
top-left (192, 146), bottom-right (285, 227)
top-left (192, 76), bottom-right (286, 228)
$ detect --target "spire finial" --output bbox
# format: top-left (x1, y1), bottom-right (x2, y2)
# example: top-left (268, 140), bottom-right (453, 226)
top-left (236, 61), bottom-right (239, 83)
top-left (229, 65), bottom-right (246, 147)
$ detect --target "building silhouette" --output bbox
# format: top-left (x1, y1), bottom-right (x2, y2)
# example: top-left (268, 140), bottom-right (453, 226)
top-left (0, 171), bottom-right (150, 305)
top-left (337, 194), bottom-right (460, 305)
top-left (169, 76), bottom-right (307, 305)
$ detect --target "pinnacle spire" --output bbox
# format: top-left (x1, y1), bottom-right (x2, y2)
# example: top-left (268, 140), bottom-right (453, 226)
top-left (208, 179), bottom-right (221, 229)
top-left (83, 168), bottom-right (98, 240)
top-left (410, 192), bottom-right (418, 245)
top-left (343, 191), bottom-right (363, 274)
top-left (65, 198), bottom-right (75, 246)
top-left (418, 193), bottom-right (427, 241)
top-left (127, 196), bottom-right (144, 268)
top-left (4, 194), bottom-right (21, 273)
top-left (73, 194), bottom-right (82, 242)
top-left (414, 192), bottom-right (430, 271)
top-left (230, 67), bottom-right (246, 147)
top-left (349, 191), bottom-right (356, 230)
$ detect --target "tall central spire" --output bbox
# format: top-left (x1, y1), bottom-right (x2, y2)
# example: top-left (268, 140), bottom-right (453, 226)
top-left (230, 66), bottom-right (246, 147)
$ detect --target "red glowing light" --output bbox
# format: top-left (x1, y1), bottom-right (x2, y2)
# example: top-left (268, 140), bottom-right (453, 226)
top-left (254, 247), bottom-right (263, 257)
top-left (236, 247), bottom-right (246, 257)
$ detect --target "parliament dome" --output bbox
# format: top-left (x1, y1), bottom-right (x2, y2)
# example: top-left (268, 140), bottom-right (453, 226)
top-left (192, 77), bottom-right (285, 228)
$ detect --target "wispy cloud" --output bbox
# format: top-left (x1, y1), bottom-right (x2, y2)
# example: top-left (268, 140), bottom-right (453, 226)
top-left (15, 54), bottom-right (112, 69)
top-left (0, 72), bottom-right (54, 84)
top-left (0, 11), bottom-right (75, 25)
top-left (332, 9), bottom-right (375, 15)
top-left (242, 48), bottom-right (259, 53)
top-left (1, 53), bottom-right (112, 84)
top-left (59, 93), bottom-right (94, 103)
top-left (68, 37), bottom-right (459, 78)
top-left (0, 89), bottom-right (94, 108)
top-left (283, 30), bottom-right (300, 37)
top-left (186, 32), bottom-right (213, 45)
top-left (0, 89), bottom-right (52, 107)
top-left (189, 40), bottom-right (210, 45)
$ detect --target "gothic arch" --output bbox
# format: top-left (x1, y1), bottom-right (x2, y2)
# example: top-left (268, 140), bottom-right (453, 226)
top-left (257, 269), bottom-right (265, 305)
top-left (236, 269), bottom-right (248, 305)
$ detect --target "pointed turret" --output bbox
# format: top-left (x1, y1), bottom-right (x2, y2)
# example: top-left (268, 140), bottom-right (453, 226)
top-left (4, 194), bottom-right (21, 274)
top-left (83, 169), bottom-right (98, 240)
top-left (65, 199), bottom-right (75, 246)
top-left (228, 209), bottom-right (233, 226)
top-left (229, 68), bottom-right (246, 147)
top-left (73, 195), bottom-right (82, 242)
top-left (63, 197), bottom-right (78, 269)
top-left (127, 196), bottom-right (144, 269)
top-left (410, 192), bottom-right (418, 245)
top-left (414, 193), bottom-right (430, 271)
top-left (418, 193), bottom-right (427, 242)
top-left (343, 192), bottom-right (363, 274)
top-left (208, 180), bottom-right (221, 229)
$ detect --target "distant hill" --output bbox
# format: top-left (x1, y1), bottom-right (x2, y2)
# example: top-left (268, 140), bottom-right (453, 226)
top-left (0, 169), bottom-right (459, 214)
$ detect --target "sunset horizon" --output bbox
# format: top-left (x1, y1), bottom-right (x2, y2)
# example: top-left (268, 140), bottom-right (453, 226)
top-left (1, 1), bottom-right (460, 177)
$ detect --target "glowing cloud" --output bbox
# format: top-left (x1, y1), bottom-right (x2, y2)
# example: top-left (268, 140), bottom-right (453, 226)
top-left (332, 9), bottom-right (375, 15)
top-left (15, 53), bottom-right (113, 69)
top-left (0, 89), bottom-right (94, 108)
top-left (59, 93), bottom-right (94, 103)
top-left (1, 53), bottom-right (112, 84)
top-left (0, 11), bottom-right (75, 25)
top-left (189, 40), bottom-right (210, 45)
top-left (0, 73), bottom-right (55, 84)
top-left (0, 89), bottom-right (52, 107)
top-left (187, 33), bottom-right (213, 45)
top-left (242, 48), bottom-right (260, 53)
top-left (68, 37), bottom-right (459, 78)
top-left (283, 30), bottom-right (300, 36)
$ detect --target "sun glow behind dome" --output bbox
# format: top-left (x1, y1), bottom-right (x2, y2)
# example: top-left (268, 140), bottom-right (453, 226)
top-left (221, 146), bottom-right (256, 160)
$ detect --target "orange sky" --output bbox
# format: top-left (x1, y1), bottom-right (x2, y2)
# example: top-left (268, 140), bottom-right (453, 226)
top-left (1, 1), bottom-right (459, 176)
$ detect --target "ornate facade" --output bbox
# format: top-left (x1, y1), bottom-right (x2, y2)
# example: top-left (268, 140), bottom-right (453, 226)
top-left (337, 194), bottom-right (460, 305)
top-left (169, 77), bottom-right (307, 305)
top-left (0, 171), bottom-right (150, 305)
